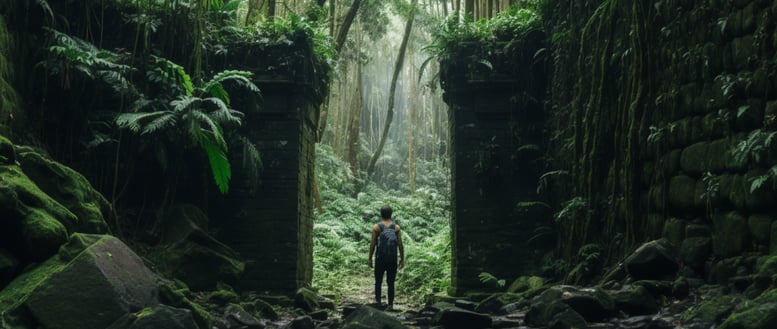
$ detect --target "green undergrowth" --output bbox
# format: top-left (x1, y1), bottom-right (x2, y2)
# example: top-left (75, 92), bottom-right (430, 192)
top-left (313, 144), bottom-right (451, 305)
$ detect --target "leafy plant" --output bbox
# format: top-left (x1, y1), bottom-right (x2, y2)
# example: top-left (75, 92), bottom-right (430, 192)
top-left (565, 243), bottom-right (601, 284)
top-left (116, 61), bottom-right (260, 194)
top-left (478, 272), bottom-right (506, 289)
top-left (42, 28), bottom-right (136, 95)
top-left (733, 129), bottom-right (777, 165)
top-left (554, 197), bottom-right (587, 222)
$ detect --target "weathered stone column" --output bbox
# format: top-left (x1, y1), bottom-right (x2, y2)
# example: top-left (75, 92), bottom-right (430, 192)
top-left (440, 33), bottom-right (548, 295)
top-left (210, 42), bottom-right (325, 294)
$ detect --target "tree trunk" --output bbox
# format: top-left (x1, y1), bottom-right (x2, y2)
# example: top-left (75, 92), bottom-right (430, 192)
top-left (345, 24), bottom-right (363, 174)
top-left (334, 0), bottom-right (363, 53)
top-left (407, 38), bottom-right (417, 194)
top-left (318, 0), bottom-right (363, 141)
top-left (464, 0), bottom-right (474, 20)
top-left (366, 0), bottom-right (418, 178)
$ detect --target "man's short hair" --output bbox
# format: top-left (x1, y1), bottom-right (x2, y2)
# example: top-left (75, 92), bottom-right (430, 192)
top-left (380, 205), bottom-right (393, 219)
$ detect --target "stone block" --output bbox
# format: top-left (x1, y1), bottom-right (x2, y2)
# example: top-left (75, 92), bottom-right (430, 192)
top-left (680, 237), bottom-right (713, 270)
top-left (731, 35), bottom-right (756, 69)
top-left (748, 214), bottom-right (774, 245)
top-left (735, 99), bottom-right (765, 131)
top-left (771, 221), bottom-right (777, 255)
top-left (668, 175), bottom-right (698, 210)
top-left (663, 217), bottom-right (687, 247)
top-left (680, 142), bottom-right (710, 174)
top-left (713, 211), bottom-right (749, 257)
top-left (686, 224), bottom-right (712, 238)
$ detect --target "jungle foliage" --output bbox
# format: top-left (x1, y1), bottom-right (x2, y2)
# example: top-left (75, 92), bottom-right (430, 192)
top-left (313, 144), bottom-right (451, 305)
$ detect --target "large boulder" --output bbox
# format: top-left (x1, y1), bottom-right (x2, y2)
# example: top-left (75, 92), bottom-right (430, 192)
top-left (342, 305), bottom-right (409, 329)
top-left (474, 292), bottom-right (523, 314)
top-left (625, 239), bottom-right (679, 280)
top-left (16, 146), bottom-right (110, 234)
top-left (0, 165), bottom-right (71, 262)
top-left (0, 234), bottom-right (161, 329)
top-left (611, 285), bottom-right (659, 316)
top-left (149, 205), bottom-right (244, 291)
top-left (528, 285), bottom-right (614, 323)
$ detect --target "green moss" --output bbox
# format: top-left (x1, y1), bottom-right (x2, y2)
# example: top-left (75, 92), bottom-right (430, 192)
top-left (0, 254), bottom-right (67, 320)
top-left (16, 147), bottom-right (110, 233)
top-left (21, 209), bottom-right (68, 260)
top-left (719, 302), bottom-right (777, 329)
top-left (682, 295), bottom-right (740, 326)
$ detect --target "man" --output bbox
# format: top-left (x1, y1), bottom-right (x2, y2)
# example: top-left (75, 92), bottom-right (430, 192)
top-left (368, 205), bottom-right (405, 309)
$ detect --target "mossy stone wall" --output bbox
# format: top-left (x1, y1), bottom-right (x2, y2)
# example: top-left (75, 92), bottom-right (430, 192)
top-left (209, 43), bottom-right (323, 293)
top-left (441, 38), bottom-right (548, 294)
top-left (540, 0), bottom-right (777, 275)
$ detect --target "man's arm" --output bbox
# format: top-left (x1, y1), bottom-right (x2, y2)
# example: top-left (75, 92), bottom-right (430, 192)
top-left (368, 224), bottom-right (378, 268)
top-left (396, 225), bottom-right (405, 269)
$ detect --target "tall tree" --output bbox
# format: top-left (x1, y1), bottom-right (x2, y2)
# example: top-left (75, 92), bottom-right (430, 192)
top-left (366, 0), bottom-right (418, 178)
top-left (317, 0), bottom-right (364, 141)
top-left (345, 23), bottom-right (363, 174)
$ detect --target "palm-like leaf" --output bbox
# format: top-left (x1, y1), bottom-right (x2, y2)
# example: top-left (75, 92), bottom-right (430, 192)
top-left (199, 130), bottom-right (231, 194)
top-left (116, 112), bottom-right (168, 133)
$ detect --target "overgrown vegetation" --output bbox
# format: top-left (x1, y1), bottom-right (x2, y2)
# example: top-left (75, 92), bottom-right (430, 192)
top-left (313, 144), bottom-right (451, 305)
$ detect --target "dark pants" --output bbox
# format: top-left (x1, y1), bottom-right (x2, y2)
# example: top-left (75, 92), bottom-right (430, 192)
top-left (374, 259), bottom-right (397, 305)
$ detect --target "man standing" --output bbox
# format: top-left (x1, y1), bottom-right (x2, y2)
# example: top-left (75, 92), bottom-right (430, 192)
top-left (368, 205), bottom-right (405, 309)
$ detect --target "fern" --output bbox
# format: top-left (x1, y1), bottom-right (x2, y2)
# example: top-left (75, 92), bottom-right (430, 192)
top-left (478, 272), bottom-right (506, 288)
top-left (199, 130), bottom-right (231, 194)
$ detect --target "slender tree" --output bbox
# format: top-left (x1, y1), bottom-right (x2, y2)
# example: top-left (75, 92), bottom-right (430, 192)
top-left (345, 23), bottom-right (363, 174)
top-left (366, 0), bottom-right (419, 178)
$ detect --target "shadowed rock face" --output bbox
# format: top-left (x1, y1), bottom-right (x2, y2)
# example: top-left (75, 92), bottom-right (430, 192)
top-left (0, 234), bottom-right (162, 329)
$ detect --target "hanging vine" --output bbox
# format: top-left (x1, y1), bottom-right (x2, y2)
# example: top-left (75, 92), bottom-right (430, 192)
top-left (552, 0), bottom-right (654, 264)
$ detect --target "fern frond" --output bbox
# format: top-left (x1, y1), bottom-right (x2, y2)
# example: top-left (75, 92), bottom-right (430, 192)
top-left (190, 110), bottom-right (227, 150)
top-left (199, 130), bottom-right (231, 194)
top-left (171, 95), bottom-right (200, 113)
top-left (115, 112), bottom-right (166, 133)
top-left (204, 97), bottom-right (242, 125)
top-left (141, 112), bottom-right (177, 135)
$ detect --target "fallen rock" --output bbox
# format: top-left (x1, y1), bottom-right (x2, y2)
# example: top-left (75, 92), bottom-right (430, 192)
top-left (625, 239), bottom-right (680, 280)
top-left (225, 303), bottom-right (265, 328)
top-left (525, 301), bottom-right (586, 329)
top-left (150, 211), bottom-right (244, 291)
top-left (284, 316), bottom-right (314, 329)
top-left (433, 306), bottom-right (492, 329)
top-left (295, 287), bottom-right (321, 312)
top-left (343, 305), bottom-right (409, 329)
top-left (107, 305), bottom-right (200, 329)
top-left (0, 234), bottom-right (161, 329)
top-left (611, 285), bottom-right (659, 316)
top-left (531, 285), bottom-right (615, 323)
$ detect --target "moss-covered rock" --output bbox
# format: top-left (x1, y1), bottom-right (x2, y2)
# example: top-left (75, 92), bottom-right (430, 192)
top-left (343, 305), bottom-right (409, 329)
top-left (719, 289), bottom-right (777, 329)
top-left (15, 147), bottom-right (110, 234)
top-left (149, 218), bottom-right (244, 291)
top-left (611, 285), bottom-right (659, 316)
top-left (295, 287), bottom-right (321, 312)
top-left (0, 248), bottom-right (18, 288)
top-left (713, 211), bottom-right (749, 258)
top-left (682, 295), bottom-right (740, 328)
top-left (680, 237), bottom-right (712, 271)
top-left (107, 305), bottom-right (200, 329)
top-left (748, 215), bottom-right (773, 245)
top-left (0, 135), bottom-right (15, 165)
top-left (625, 239), bottom-right (679, 280)
top-left (0, 234), bottom-right (161, 329)
top-left (158, 282), bottom-right (212, 329)
top-left (432, 305), bottom-right (492, 329)
top-left (0, 165), bottom-right (72, 262)
top-left (474, 292), bottom-right (523, 314)
top-left (506, 275), bottom-right (544, 294)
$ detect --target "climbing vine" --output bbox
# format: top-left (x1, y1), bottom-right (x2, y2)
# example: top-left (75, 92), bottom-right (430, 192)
top-left (547, 0), bottom-right (654, 267)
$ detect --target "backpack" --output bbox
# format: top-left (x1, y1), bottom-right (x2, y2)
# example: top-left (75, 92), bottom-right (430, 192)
top-left (376, 222), bottom-right (398, 262)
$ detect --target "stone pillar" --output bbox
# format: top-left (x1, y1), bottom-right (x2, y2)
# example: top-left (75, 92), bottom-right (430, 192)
top-left (213, 79), bottom-right (318, 293)
top-left (441, 34), bottom-right (547, 295)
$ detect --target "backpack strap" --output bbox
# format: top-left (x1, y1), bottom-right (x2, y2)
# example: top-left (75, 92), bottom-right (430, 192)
top-left (378, 222), bottom-right (385, 230)
top-left (388, 223), bottom-right (396, 230)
